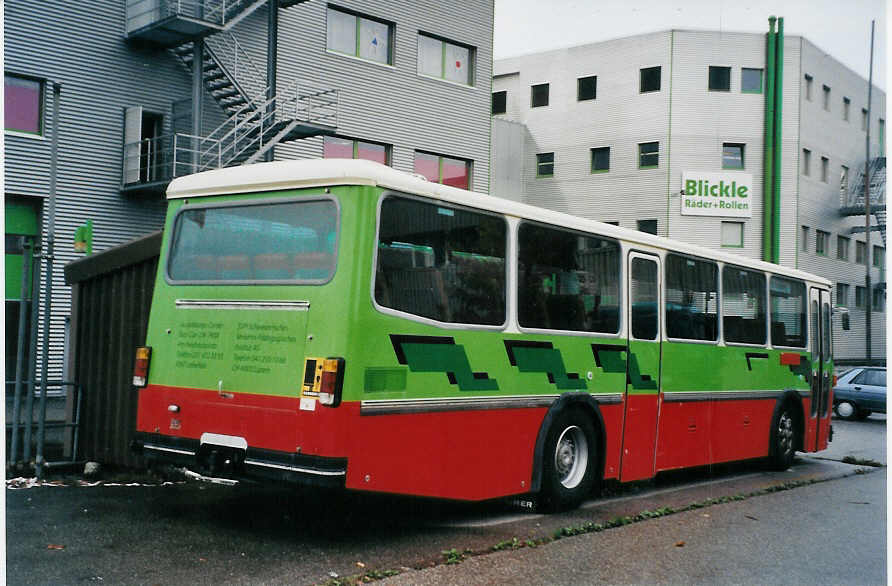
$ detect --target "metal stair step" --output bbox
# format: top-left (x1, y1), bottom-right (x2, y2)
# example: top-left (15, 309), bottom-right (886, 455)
top-left (213, 89), bottom-right (241, 99)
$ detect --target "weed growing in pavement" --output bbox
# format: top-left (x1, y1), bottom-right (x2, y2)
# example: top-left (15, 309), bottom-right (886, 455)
top-left (842, 456), bottom-right (883, 467)
top-left (441, 548), bottom-right (465, 564)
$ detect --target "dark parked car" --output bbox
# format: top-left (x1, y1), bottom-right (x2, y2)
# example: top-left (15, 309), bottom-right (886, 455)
top-left (833, 367), bottom-right (886, 420)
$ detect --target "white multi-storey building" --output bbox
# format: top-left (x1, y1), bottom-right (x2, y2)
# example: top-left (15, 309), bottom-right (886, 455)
top-left (491, 28), bottom-right (885, 363)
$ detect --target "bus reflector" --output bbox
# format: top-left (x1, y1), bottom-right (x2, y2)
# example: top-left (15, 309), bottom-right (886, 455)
top-left (319, 357), bottom-right (345, 407)
top-left (133, 346), bottom-right (152, 387)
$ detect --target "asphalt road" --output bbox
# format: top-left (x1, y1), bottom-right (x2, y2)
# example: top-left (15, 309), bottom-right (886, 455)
top-left (6, 415), bottom-right (885, 585)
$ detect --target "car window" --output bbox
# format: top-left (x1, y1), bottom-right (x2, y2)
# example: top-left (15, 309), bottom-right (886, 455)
top-left (865, 370), bottom-right (886, 387)
top-left (851, 370), bottom-right (870, 385)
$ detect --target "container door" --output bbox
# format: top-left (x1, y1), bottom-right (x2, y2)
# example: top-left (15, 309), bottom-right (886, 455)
top-left (620, 252), bottom-right (662, 482)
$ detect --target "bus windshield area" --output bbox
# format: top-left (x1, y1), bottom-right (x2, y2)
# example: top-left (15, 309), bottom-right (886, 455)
top-left (167, 198), bottom-right (338, 283)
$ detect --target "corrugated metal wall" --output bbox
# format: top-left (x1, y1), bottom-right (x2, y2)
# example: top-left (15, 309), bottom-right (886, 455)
top-left (66, 232), bottom-right (161, 468)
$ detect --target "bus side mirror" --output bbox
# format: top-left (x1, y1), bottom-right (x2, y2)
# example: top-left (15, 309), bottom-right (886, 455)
top-left (832, 306), bottom-right (850, 331)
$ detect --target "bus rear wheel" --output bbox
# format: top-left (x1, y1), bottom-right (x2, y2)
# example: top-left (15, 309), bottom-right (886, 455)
top-left (541, 410), bottom-right (597, 511)
top-left (769, 403), bottom-right (796, 471)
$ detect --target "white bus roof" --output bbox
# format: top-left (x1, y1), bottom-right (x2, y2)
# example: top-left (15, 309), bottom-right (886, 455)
top-left (167, 158), bottom-right (831, 287)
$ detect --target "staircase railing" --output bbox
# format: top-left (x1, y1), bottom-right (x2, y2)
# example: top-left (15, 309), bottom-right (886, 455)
top-left (200, 78), bottom-right (339, 168)
top-left (126, 0), bottom-right (259, 34)
top-left (205, 30), bottom-right (266, 103)
top-left (122, 133), bottom-right (221, 186)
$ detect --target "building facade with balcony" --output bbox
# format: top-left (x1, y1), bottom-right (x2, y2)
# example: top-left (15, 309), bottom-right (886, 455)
top-left (5, 0), bottom-right (494, 389)
top-left (490, 28), bottom-right (885, 363)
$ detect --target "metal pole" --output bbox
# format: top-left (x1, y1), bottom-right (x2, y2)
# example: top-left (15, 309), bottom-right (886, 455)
top-left (192, 38), bottom-right (205, 173)
top-left (265, 0), bottom-right (278, 163)
top-left (10, 237), bottom-right (34, 466)
top-left (864, 20), bottom-right (874, 364)
top-left (36, 81), bottom-right (62, 479)
top-left (23, 238), bottom-right (41, 465)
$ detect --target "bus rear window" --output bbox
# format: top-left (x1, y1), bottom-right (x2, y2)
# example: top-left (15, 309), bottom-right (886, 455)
top-left (167, 199), bottom-right (338, 283)
top-left (375, 195), bottom-right (506, 326)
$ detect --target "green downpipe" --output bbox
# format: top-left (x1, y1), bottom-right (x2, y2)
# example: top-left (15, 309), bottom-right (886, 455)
top-left (763, 17), bottom-right (777, 263)
top-left (771, 18), bottom-right (784, 264)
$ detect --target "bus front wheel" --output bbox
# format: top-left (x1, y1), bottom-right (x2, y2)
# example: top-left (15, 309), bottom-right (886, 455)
top-left (540, 410), bottom-right (597, 511)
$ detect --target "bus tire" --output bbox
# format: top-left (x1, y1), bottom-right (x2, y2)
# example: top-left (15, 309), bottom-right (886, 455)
top-left (768, 401), bottom-right (796, 471)
top-left (540, 409), bottom-right (597, 512)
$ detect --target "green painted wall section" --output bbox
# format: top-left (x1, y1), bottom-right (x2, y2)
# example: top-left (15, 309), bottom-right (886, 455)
top-left (5, 199), bottom-right (39, 300)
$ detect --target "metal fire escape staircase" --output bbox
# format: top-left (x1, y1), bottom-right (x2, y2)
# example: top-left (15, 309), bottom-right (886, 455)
top-left (122, 0), bottom-right (337, 193)
top-left (840, 157), bottom-right (886, 246)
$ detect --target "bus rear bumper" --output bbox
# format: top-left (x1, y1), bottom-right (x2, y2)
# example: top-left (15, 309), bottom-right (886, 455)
top-left (132, 432), bottom-right (347, 489)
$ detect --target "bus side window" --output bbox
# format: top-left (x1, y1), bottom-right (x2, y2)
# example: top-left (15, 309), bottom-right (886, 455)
top-left (769, 276), bottom-right (807, 348)
top-left (722, 266), bottom-right (766, 345)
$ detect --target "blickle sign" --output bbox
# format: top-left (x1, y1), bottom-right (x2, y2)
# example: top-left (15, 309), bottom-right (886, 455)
top-left (681, 171), bottom-right (753, 218)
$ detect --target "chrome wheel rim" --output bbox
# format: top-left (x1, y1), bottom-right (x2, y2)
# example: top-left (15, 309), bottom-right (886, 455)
top-left (777, 412), bottom-right (794, 456)
top-left (554, 426), bottom-right (588, 489)
top-left (837, 402), bottom-right (855, 418)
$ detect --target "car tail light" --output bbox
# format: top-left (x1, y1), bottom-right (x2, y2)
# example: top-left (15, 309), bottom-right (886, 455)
top-left (319, 358), bottom-right (345, 407)
top-left (832, 374), bottom-right (838, 386)
top-left (133, 346), bottom-right (152, 387)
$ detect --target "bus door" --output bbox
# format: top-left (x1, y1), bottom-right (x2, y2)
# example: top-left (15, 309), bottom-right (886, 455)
top-left (620, 252), bottom-right (663, 482)
top-left (807, 288), bottom-right (833, 451)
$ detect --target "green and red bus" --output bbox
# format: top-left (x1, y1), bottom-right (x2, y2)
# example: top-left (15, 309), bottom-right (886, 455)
top-left (132, 159), bottom-right (833, 510)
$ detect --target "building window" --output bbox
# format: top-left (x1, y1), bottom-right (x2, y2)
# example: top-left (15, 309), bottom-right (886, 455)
top-left (722, 143), bottom-right (745, 169)
top-left (821, 156), bottom-right (829, 182)
top-left (836, 283), bottom-right (849, 307)
top-left (804, 74), bottom-right (813, 101)
top-left (708, 66), bottom-right (731, 91)
top-left (4, 74), bottom-right (43, 135)
top-left (638, 141), bottom-right (659, 168)
top-left (873, 288), bottom-right (885, 312)
top-left (856, 241), bottom-right (867, 264)
top-left (326, 6), bottom-right (392, 64)
top-left (536, 152), bottom-right (554, 177)
top-left (323, 136), bottom-right (389, 165)
top-left (640, 66), bottom-right (661, 93)
top-left (837, 236), bottom-right (850, 260)
top-left (801, 226), bottom-right (809, 252)
top-left (816, 230), bottom-right (829, 256)
top-left (862, 108), bottom-right (869, 131)
top-left (637, 219), bottom-right (657, 235)
top-left (413, 151), bottom-right (471, 189)
top-left (741, 68), bottom-right (763, 93)
top-left (855, 286), bottom-right (867, 309)
top-left (801, 148), bottom-right (811, 176)
top-left (822, 85), bottom-right (831, 111)
top-left (590, 146), bottom-right (609, 173)
top-left (843, 97), bottom-right (851, 121)
top-left (491, 90), bottom-right (507, 115)
top-left (531, 83), bottom-right (549, 107)
top-left (721, 221), bottom-right (744, 247)
top-left (418, 33), bottom-right (474, 85)
top-left (840, 165), bottom-right (849, 202)
top-left (577, 75), bottom-right (597, 101)
top-left (873, 246), bottom-right (885, 268)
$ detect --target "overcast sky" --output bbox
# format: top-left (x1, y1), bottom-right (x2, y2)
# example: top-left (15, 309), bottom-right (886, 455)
top-left (494, 0), bottom-right (887, 90)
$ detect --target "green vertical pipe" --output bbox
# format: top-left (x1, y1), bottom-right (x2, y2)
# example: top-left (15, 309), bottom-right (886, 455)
top-left (763, 17), bottom-right (777, 262)
top-left (772, 18), bottom-right (784, 264)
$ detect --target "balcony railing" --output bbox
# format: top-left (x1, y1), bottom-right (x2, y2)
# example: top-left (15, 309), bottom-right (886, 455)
top-left (122, 133), bottom-right (221, 188)
top-left (125, 0), bottom-right (254, 34)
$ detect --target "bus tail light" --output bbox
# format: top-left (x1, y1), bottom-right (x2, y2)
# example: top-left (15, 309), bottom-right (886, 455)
top-left (133, 346), bottom-right (152, 387)
top-left (318, 357), bottom-right (345, 407)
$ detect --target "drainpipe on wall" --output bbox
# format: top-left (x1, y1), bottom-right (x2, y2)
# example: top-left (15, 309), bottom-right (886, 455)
top-left (772, 18), bottom-right (784, 264)
top-left (763, 17), bottom-right (777, 263)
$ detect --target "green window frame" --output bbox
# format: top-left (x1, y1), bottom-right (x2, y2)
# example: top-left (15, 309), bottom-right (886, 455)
top-left (708, 66), bottom-right (731, 91)
top-left (531, 83), bottom-right (549, 107)
top-left (536, 152), bottom-right (554, 177)
top-left (640, 66), bottom-right (661, 93)
top-left (638, 141), bottom-right (659, 169)
top-left (417, 32), bottom-right (474, 85)
top-left (590, 147), bottom-right (609, 173)
top-left (741, 68), bottom-right (763, 94)
top-left (326, 6), bottom-right (392, 65)
top-left (721, 221), bottom-right (744, 248)
top-left (577, 76), bottom-right (596, 101)
top-left (722, 143), bottom-right (745, 169)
